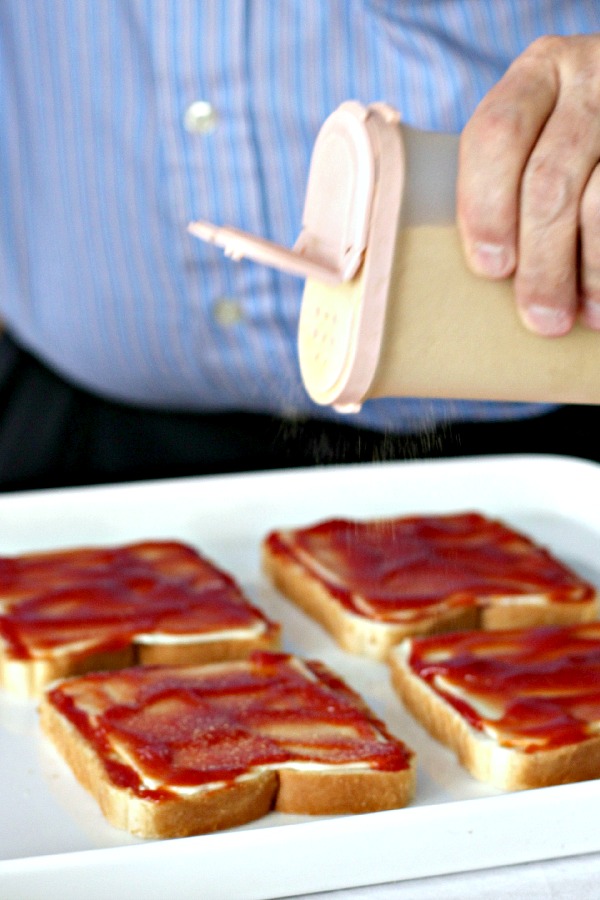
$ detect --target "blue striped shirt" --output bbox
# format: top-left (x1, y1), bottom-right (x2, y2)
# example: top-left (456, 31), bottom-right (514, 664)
top-left (0, 1), bottom-right (598, 432)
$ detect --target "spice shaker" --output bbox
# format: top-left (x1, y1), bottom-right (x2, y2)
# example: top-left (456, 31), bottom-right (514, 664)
top-left (189, 101), bottom-right (600, 412)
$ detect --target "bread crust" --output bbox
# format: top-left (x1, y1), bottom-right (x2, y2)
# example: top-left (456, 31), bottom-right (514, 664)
top-left (39, 656), bottom-right (416, 838)
top-left (389, 640), bottom-right (600, 791)
top-left (275, 766), bottom-right (414, 815)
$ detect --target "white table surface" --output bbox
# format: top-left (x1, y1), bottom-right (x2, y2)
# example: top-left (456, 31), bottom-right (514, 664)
top-left (289, 852), bottom-right (600, 899)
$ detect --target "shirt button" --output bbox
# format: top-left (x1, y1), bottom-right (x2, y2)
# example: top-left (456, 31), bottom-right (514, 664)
top-left (184, 100), bottom-right (218, 134)
top-left (214, 297), bottom-right (243, 326)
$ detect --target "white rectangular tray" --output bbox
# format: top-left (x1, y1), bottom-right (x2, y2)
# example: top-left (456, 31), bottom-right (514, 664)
top-left (1, 454), bottom-right (600, 899)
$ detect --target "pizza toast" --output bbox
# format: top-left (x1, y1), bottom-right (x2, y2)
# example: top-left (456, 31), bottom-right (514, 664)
top-left (0, 540), bottom-right (279, 698)
top-left (39, 651), bottom-right (416, 837)
top-left (390, 623), bottom-right (600, 790)
top-left (262, 512), bottom-right (598, 660)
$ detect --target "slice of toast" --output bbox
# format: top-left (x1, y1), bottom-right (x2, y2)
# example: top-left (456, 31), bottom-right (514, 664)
top-left (390, 623), bottom-right (600, 791)
top-left (0, 540), bottom-right (279, 698)
top-left (262, 512), bottom-right (598, 660)
top-left (39, 651), bottom-right (415, 838)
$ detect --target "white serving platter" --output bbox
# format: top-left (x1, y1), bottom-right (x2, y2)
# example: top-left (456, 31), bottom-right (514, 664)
top-left (1, 454), bottom-right (600, 900)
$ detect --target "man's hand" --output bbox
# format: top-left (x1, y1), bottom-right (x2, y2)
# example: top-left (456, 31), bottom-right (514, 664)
top-left (457, 35), bottom-right (600, 336)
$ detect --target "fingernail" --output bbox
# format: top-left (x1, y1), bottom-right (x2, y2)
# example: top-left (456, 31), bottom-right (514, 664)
top-left (520, 304), bottom-right (573, 336)
top-left (471, 242), bottom-right (514, 278)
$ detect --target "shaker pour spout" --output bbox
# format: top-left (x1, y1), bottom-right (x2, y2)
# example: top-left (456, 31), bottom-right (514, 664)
top-left (188, 101), bottom-right (403, 286)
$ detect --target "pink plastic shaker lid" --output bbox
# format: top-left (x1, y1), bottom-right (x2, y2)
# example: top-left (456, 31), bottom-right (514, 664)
top-left (188, 101), bottom-right (406, 410)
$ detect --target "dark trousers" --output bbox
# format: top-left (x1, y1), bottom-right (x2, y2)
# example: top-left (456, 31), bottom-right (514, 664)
top-left (1, 332), bottom-right (600, 492)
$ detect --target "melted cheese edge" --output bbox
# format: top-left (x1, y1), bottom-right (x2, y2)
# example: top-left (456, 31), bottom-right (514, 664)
top-left (22, 620), bottom-right (267, 659)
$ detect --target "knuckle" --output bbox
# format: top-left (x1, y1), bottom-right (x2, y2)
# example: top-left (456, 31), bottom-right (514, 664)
top-left (457, 188), bottom-right (514, 248)
top-left (571, 48), bottom-right (600, 103)
top-left (457, 189), bottom-right (516, 242)
top-left (526, 34), bottom-right (567, 59)
top-left (516, 241), bottom-right (577, 306)
top-left (506, 44), bottom-right (558, 96)
top-left (522, 155), bottom-right (574, 225)
top-left (463, 100), bottom-right (524, 151)
top-left (517, 264), bottom-right (573, 298)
